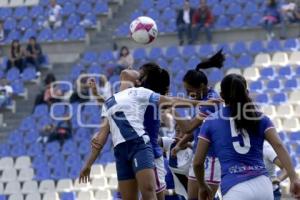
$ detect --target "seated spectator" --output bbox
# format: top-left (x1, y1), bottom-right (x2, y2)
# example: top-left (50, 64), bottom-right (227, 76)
top-left (262, 0), bottom-right (280, 40)
top-left (6, 40), bottom-right (26, 73)
top-left (70, 76), bottom-right (91, 103)
top-left (38, 116), bottom-right (72, 144)
top-left (33, 73), bottom-right (62, 108)
top-left (0, 78), bottom-right (13, 108)
top-left (176, 0), bottom-right (194, 45)
top-left (191, 0), bottom-right (214, 44)
top-left (98, 75), bottom-right (112, 100)
top-left (0, 21), bottom-right (5, 42)
top-left (117, 46), bottom-right (134, 69)
top-left (280, 0), bottom-right (300, 39)
top-left (44, 0), bottom-right (62, 29)
top-left (26, 36), bottom-right (45, 75)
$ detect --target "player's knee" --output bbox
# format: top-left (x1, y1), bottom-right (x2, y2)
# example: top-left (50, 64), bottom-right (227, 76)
top-left (140, 182), bottom-right (156, 199)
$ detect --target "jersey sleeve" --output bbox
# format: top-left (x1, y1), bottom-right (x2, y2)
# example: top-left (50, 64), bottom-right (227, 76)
top-left (101, 105), bottom-right (108, 118)
top-left (261, 115), bottom-right (275, 135)
top-left (263, 142), bottom-right (278, 163)
top-left (198, 119), bottom-right (212, 143)
top-left (161, 137), bottom-right (175, 152)
top-left (137, 88), bottom-right (160, 105)
top-left (198, 105), bottom-right (217, 117)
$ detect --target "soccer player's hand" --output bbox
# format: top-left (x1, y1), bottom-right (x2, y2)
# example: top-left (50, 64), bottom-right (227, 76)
top-left (79, 166), bottom-right (91, 184)
top-left (171, 145), bottom-right (181, 157)
top-left (198, 183), bottom-right (213, 200)
top-left (87, 78), bottom-right (97, 90)
top-left (291, 179), bottom-right (300, 199)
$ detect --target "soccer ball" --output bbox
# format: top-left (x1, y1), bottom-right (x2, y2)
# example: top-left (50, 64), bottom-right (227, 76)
top-left (130, 16), bottom-right (158, 44)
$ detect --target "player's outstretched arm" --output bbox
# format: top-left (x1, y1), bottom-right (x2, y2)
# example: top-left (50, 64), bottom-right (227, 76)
top-left (265, 128), bottom-right (300, 199)
top-left (159, 95), bottom-right (222, 108)
top-left (79, 118), bottom-right (110, 183)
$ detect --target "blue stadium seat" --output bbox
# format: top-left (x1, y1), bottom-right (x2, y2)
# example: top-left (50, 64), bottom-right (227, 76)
top-left (260, 67), bottom-right (276, 79)
top-left (68, 165), bottom-right (81, 179)
top-left (65, 14), bottom-right (80, 29)
top-left (6, 67), bottom-right (20, 82)
top-left (0, 8), bottom-right (12, 20)
top-left (237, 54), bottom-right (253, 68)
top-left (94, 1), bottom-right (109, 14)
top-left (278, 131), bottom-right (288, 143)
top-left (79, 140), bottom-right (90, 155)
top-left (45, 142), bottom-right (60, 156)
top-left (40, 0), bottom-right (49, 6)
top-left (247, 13), bottom-right (262, 27)
top-left (249, 40), bottom-right (265, 55)
top-left (295, 66), bottom-right (300, 77)
top-left (215, 15), bottom-right (230, 29)
top-left (11, 80), bottom-right (25, 96)
top-left (171, 0), bottom-right (185, 9)
top-left (36, 116), bottom-right (53, 130)
top-left (216, 43), bottom-right (231, 54)
top-left (255, 94), bottom-right (269, 104)
top-left (133, 48), bottom-right (147, 60)
top-left (208, 69), bottom-right (224, 83)
top-left (52, 165), bottom-right (68, 180)
top-left (244, 2), bottom-right (258, 15)
top-left (35, 167), bottom-right (51, 181)
top-left (27, 142), bottom-right (43, 156)
top-left (0, 144), bottom-right (10, 157)
top-left (70, 26), bottom-right (86, 40)
top-left (272, 92), bottom-right (287, 105)
top-left (74, 128), bottom-right (91, 142)
top-left (99, 50), bottom-right (116, 64)
top-left (82, 51), bottom-right (98, 64)
top-left (14, 6), bottom-right (28, 19)
top-left (30, 5), bottom-right (44, 18)
top-left (181, 45), bottom-right (196, 59)
top-left (170, 57), bottom-right (185, 73)
top-left (3, 17), bottom-right (16, 31)
top-left (283, 38), bottom-right (299, 51)
top-left (147, 8), bottom-right (160, 21)
top-left (224, 55), bottom-right (237, 69)
top-left (33, 104), bottom-right (48, 118)
top-left (22, 67), bottom-right (37, 81)
top-left (266, 39), bottom-right (282, 53)
top-left (49, 153), bottom-right (65, 169)
top-left (231, 41), bottom-right (248, 55)
top-left (66, 154), bottom-right (82, 169)
top-left (212, 4), bottom-right (225, 16)
top-left (51, 104), bottom-right (67, 118)
top-left (165, 46), bottom-right (180, 60)
top-left (70, 64), bottom-right (84, 81)
top-left (284, 79), bottom-right (298, 90)
top-left (115, 23), bottom-right (129, 36)
top-left (11, 144), bottom-right (26, 157)
top-left (148, 47), bottom-right (163, 60)
top-left (290, 131), bottom-right (300, 141)
top-left (0, 195), bottom-right (6, 200)
top-left (249, 80), bottom-right (264, 93)
top-left (199, 44), bottom-right (214, 58)
top-left (19, 116), bottom-right (36, 132)
top-left (226, 3), bottom-right (242, 15)
top-left (266, 79), bottom-right (281, 92)
top-left (278, 66), bottom-right (293, 78)
top-left (165, 20), bottom-right (177, 32)
top-left (130, 10), bottom-right (143, 21)
top-left (87, 63), bottom-right (102, 74)
top-left (161, 8), bottom-right (176, 22)
top-left (19, 17), bottom-right (33, 32)
top-left (61, 192), bottom-right (76, 200)
top-left (78, 2), bottom-right (92, 15)
top-left (157, 58), bottom-right (168, 68)
top-left (38, 28), bottom-right (53, 41)
top-left (186, 57), bottom-right (200, 69)
top-left (231, 15), bottom-right (246, 28)
top-left (53, 27), bottom-right (69, 41)
top-left (32, 155), bottom-right (48, 169)
top-left (62, 2), bottom-right (76, 16)
top-left (7, 131), bottom-right (23, 145)
top-left (156, 0), bottom-right (170, 10)
top-left (6, 30), bottom-right (20, 43)
top-left (141, 0), bottom-right (154, 11)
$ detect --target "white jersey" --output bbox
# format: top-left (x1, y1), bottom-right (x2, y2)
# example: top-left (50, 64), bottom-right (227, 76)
top-left (263, 142), bottom-right (278, 179)
top-left (101, 87), bottom-right (160, 147)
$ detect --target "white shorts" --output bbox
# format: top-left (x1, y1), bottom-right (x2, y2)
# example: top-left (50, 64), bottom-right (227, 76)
top-left (188, 156), bottom-right (221, 185)
top-left (154, 156), bottom-right (167, 193)
top-left (223, 175), bottom-right (273, 200)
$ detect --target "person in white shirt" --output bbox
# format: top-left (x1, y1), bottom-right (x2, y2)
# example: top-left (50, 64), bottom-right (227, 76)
top-left (0, 78), bottom-right (13, 108)
top-left (176, 0), bottom-right (194, 45)
top-left (44, 0), bottom-right (62, 29)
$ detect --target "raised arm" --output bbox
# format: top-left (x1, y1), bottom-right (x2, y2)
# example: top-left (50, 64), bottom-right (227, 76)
top-left (265, 128), bottom-right (300, 198)
top-left (159, 95), bottom-right (220, 108)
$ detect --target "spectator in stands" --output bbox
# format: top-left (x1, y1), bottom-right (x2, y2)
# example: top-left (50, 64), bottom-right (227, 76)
top-left (0, 21), bottom-right (5, 42)
top-left (280, 0), bottom-right (300, 39)
top-left (6, 40), bottom-right (26, 73)
top-left (70, 76), bottom-right (91, 103)
top-left (33, 73), bottom-right (62, 108)
top-left (262, 0), bottom-right (281, 40)
top-left (117, 46), bottom-right (134, 69)
top-left (26, 36), bottom-right (45, 74)
top-left (176, 0), bottom-right (194, 45)
top-left (98, 75), bottom-right (112, 100)
top-left (0, 78), bottom-right (13, 108)
top-left (191, 0), bottom-right (214, 44)
top-left (44, 0), bottom-right (62, 29)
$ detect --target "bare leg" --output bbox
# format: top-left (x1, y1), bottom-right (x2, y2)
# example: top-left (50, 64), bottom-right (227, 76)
top-left (188, 179), bottom-right (198, 200)
top-left (136, 169), bottom-right (157, 200)
top-left (118, 179), bottom-right (139, 200)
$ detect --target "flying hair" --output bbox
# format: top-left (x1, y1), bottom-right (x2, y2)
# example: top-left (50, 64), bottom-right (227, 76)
top-left (196, 49), bottom-right (225, 71)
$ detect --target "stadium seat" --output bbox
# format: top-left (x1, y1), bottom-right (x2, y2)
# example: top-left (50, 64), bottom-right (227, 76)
top-left (0, 8), bottom-right (12, 20)
top-left (182, 45), bottom-right (197, 59)
top-left (244, 2), bottom-right (258, 15)
top-left (249, 40), bottom-right (265, 55)
top-left (25, 194), bottom-right (41, 200)
top-left (43, 192), bottom-right (59, 200)
top-left (226, 68), bottom-right (242, 75)
top-left (53, 27), bottom-right (69, 41)
top-left (0, 145), bottom-right (11, 157)
top-left (260, 67), bottom-right (276, 79)
top-left (237, 54), bottom-right (253, 69)
top-left (282, 118), bottom-right (300, 132)
top-left (91, 177), bottom-right (107, 189)
top-left (4, 181), bottom-right (21, 195)
top-left (254, 53), bottom-right (271, 67)
top-left (14, 7), bottom-right (28, 20)
top-left (266, 80), bottom-right (281, 92)
top-left (249, 80), bottom-right (264, 93)
top-left (104, 163), bottom-right (117, 178)
top-left (261, 105), bottom-right (276, 118)
top-left (24, 0), bottom-right (39, 6)
top-left (60, 192), bottom-right (76, 200)
top-left (90, 164), bottom-right (104, 178)
top-left (215, 15), bottom-right (230, 29)
top-left (0, 0), bottom-right (8, 7)
top-left (165, 46), bottom-right (180, 61)
top-left (9, 0), bottom-right (23, 7)
top-left (186, 57), bottom-right (200, 69)
top-left (161, 8), bottom-right (176, 22)
top-left (230, 15), bottom-right (246, 28)
top-left (78, 191), bottom-right (94, 200)
top-left (62, 2), bottom-right (76, 16)
top-left (243, 67), bottom-right (259, 80)
top-left (65, 14), bottom-right (80, 29)
top-left (133, 48), bottom-right (147, 60)
top-left (22, 181), bottom-right (39, 194)
top-left (18, 168), bottom-right (34, 182)
top-left (223, 55), bottom-right (237, 69)
top-left (231, 41), bottom-right (248, 55)
top-left (207, 69), bottom-right (223, 83)
top-left (272, 93), bottom-right (287, 105)
top-left (278, 66), bottom-right (293, 78)
top-left (8, 194), bottom-right (23, 200)
top-left (0, 183), bottom-right (3, 194)
top-left (45, 142), bottom-right (60, 156)
top-left (289, 91), bottom-right (300, 104)
top-left (38, 28), bottom-right (52, 41)
top-left (107, 177), bottom-right (118, 190)
top-left (290, 131), bottom-right (300, 141)
top-left (277, 104), bottom-right (294, 118)
top-left (56, 179), bottom-right (74, 192)
top-left (39, 180), bottom-right (56, 193)
top-left (226, 3), bottom-right (242, 15)
top-left (1, 168), bottom-right (17, 182)
top-left (272, 52), bottom-right (289, 66)
top-left (266, 39), bottom-right (282, 53)
top-left (255, 93), bottom-right (269, 104)
top-left (289, 52), bottom-right (300, 65)
top-left (74, 179), bottom-right (90, 191)
top-left (148, 47), bottom-right (163, 60)
top-left (29, 5), bottom-right (43, 18)
top-left (283, 38), bottom-right (299, 51)
top-left (15, 156), bottom-right (31, 170)
top-left (273, 118), bottom-right (283, 131)
top-left (199, 44), bottom-right (214, 58)
top-left (212, 4), bottom-right (225, 16)
top-left (94, 190), bottom-right (111, 200)
top-left (285, 79), bottom-right (298, 90)
top-left (147, 9), bottom-right (159, 21)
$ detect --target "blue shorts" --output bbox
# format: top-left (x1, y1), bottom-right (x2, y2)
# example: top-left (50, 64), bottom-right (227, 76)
top-left (114, 136), bottom-right (155, 181)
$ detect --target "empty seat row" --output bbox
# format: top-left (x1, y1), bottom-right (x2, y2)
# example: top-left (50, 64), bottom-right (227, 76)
top-left (261, 104), bottom-right (300, 118)
top-left (0, 0), bottom-right (38, 7)
top-left (0, 156), bottom-right (31, 170)
top-left (1, 168), bottom-right (34, 182)
top-left (254, 52), bottom-right (300, 67)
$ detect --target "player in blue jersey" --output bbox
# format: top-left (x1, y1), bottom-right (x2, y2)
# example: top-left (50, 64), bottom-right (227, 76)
top-left (172, 50), bottom-right (224, 200)
top-left (193, 74), bottom-right (300, 200)
top-left (79, 65), bottom-right (217, 200)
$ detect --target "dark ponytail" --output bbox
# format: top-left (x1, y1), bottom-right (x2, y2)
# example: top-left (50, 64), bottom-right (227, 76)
top-left (183, 49), bottom-right (225, 88)
top-left (221, 74), bottom-right (260, 132)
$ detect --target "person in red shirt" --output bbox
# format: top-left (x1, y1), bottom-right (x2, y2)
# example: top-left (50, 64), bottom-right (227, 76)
top-left (191, 0), bottom-right (214, 44)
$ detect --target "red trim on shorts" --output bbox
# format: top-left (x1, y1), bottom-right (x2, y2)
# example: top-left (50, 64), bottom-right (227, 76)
top-left (209, 157), bottom-right (215, 182)
top-left (188, 176), bottom-right (197, 181)
top-left (207, 180), bottom-right (220, 185)
top-left (154, 167), bottom-right (160, 188)
top-left (198, 136), bottom-right (211, 143)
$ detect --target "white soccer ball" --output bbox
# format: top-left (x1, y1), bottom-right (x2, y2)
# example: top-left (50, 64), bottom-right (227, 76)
top-left (130, 16), bottom-right (158, 44)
